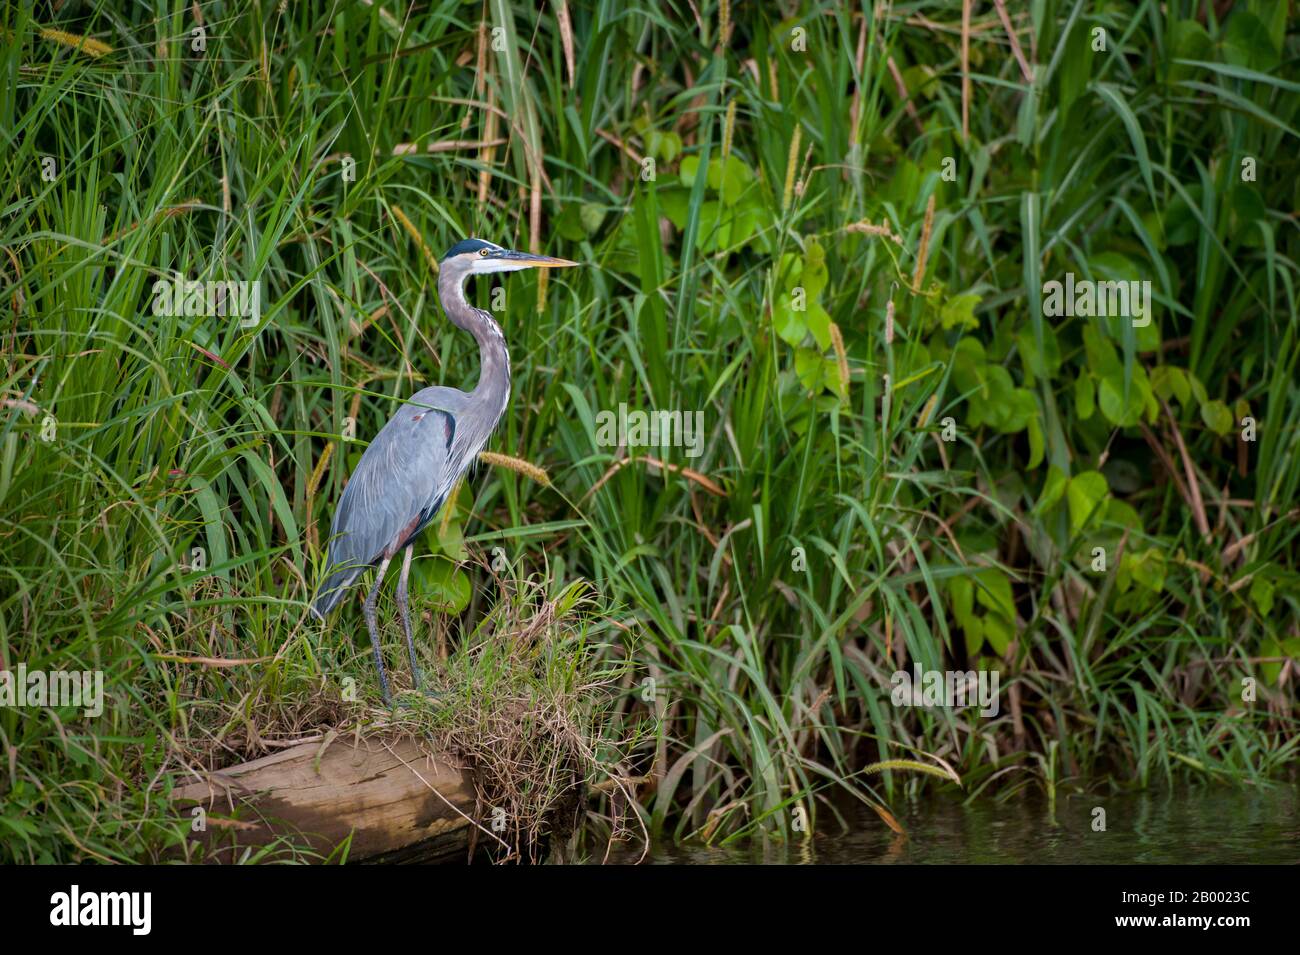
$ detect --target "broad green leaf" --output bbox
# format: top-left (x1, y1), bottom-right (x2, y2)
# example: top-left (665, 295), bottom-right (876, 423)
top-left (995, 387), bottom-right (1038, 435)
top-left (806, 301), bottom-right (832, 351)
top-left (1106, 498), bottom-right (1143, 531)
top-left (1075, 373), bottom-right (1095, 420)
top-left (412, 556), bottom-right (471, 613)
top-left (975, 568), bottom-right (1015, 621)
top-left (949, 574), bottom-right (974, 621)
top-left (579, 203), bottom-right (607, 235)
top-left (1151, 365), bottom-right (1190, 406)
top-left (1099, 373), bottom-right (1141, 426)
top-left (1201, 399), bottom-right (1233, 436)
top-left (1167, 20), bottom-right (1213, 86)
top-left (963, 615), bottom-right (984, 656)
top-left (659, 189), bottom-right (690, 229)
top-left (941, 293), bottom-right (981, 331)
top-left (435, 512), bottom-right (467, 561)
top-left (794, 347), bottom-right (826, 392)
top-left (950, 337), bottom-right (986, 397)
top-left (982, 614), bottom-right (1014, 655)
top-left (1130, 548), bottom-right (1166, 592)
top-left (1083, 324), bottom-right (1122, 379)
top-left (1260, 638), bottom-right (1282, 685)
top-left (1035, 465), bottom-right (1068, 515)
top-left (1249, 575), bottom-right (1275, 616)
top-left (1018, 323), bottom-right (1060, 382)
top-left (802, 240), bottom-right (829, 299)
top-left (1027, 414), bottom-right (1045, 469)
top-left (715, 155), bottom-right (755, 206)
top-left (1223, 10), bottom-right (1280, 71)
top-left (679, 155), bottom-right (702, 188)
top-left (1067, 470), bottom-right (1110, 534)
top-left (773, 292), bottom-right (807, 345)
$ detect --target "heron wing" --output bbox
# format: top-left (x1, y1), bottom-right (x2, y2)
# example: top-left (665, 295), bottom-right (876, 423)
top-left (316, 393), bottom-right (459, 610)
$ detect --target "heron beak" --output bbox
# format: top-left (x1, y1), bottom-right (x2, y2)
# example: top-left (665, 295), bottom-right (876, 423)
top-left (498, 249), bottom-right (579, 269)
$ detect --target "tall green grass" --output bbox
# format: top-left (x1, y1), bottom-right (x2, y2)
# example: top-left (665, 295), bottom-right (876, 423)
top-left (1, 0), bottom-right (1296, 861)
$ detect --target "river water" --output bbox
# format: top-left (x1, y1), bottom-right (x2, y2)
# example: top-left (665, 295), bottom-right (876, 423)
top-left (623, 786), bottom-right (1299, 864)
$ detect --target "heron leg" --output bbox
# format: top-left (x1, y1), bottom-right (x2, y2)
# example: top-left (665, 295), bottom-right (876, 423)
top-left (363, 555), bottom-right (393, 705)
top-left (396, 543), bottom-right (422, 691)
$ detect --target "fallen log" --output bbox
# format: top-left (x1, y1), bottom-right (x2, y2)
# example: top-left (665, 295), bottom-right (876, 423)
top-left (171, 736), bottom-right (478, 863)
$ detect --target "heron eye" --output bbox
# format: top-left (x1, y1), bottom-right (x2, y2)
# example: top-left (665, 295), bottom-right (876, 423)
top-left (479, 248), bottom-right (490, 257)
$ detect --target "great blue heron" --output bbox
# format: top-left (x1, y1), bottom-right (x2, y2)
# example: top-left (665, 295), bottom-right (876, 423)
top-left (311, 238), bottom-right (577, 703)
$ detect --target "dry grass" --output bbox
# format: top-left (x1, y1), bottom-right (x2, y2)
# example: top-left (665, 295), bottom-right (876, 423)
top-left (159, 574), bottom-right (644, 863)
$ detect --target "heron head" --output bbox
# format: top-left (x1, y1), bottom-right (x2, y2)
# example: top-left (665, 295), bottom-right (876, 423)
top-left (441, 238), bottom-right (578, 275)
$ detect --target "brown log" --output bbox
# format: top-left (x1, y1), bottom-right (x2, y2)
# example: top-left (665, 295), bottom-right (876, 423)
top-left (171, 736), bottom-right (477, 863)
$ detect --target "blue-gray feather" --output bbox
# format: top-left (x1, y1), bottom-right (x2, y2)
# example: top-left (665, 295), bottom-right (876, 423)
top-left (312, 387), bottom-right (466, 618)
top-left (313, 250), bottom-right (513, 620)
top-left (442, 237), bottom-right (495, 259)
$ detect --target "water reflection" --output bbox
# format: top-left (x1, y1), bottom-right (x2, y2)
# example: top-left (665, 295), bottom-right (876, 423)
top-left (612, 786), bottom-right (1300, 864)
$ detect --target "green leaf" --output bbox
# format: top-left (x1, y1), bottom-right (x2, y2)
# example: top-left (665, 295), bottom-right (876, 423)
top-left (1075, 373), bottom-right (1095, 420)
top-left (1089, 251), bottom-right (1160, 350)
top-left (962, 615), bottom-right (984, 656)
top-left (1099, 373), bottom-right (1138, 426)
top-left (659, 189), bottom-right (690, 229)
top-left (1035, 465), bottom-right (1069, 515)
top-left (950, 337), bottom-right (987, 397)
top-left (982, 614), bottom-right (1013, 655)
top-left (975, 568), bottom-right (1015, 621)
top-left (806, 301), bottom-right (832, 351)
top-left (1223, 10), bottom-right (1280, 71)
top-left (1151, 365), bottom-right (1190, 406)
top-left (696, 200), bottom-right (723, 252)
top-left (435, 512), bottom-right (467, 561)
top-left (1260, 639), bottom-right (1283, 685)
top-left (949, 575), bottom-right (974, 621)
top-left (1106, 498), bottom-right (1143, 531)
top-left (1067, 471), bottom-right (1110, 535)
top-left (777, 252), bottom-right (802, 290)
top-left (679, 155), bottom-right (702, 188)
top-left (715, 155), bottom-right (755, 206)
top-left (1201, 399), bottom-right (1232, 436)
top-left (1018, 323), bottom-right (1060, 383)
top-left (647, 129), bottom-right (682, 163)
top-left (941, 293), bottom-right (981, 331)
top-left (412, 556), bottom-right (471, 613)
top-left (794, 347), bottom-right (827, 392)
top-left (579, 203), bottom-right (606, 236)
top-left (802, 240), bottom-right (829, 300)
top-left (1249, 575), bottom-right (1275, 616)
top-left (1130, 548), bottom-right (1166, 592)
top-left (555, 204), bottom-right (589, 241)
top-left (773, 292), bottom-right (807, 346)
top-left (994, 386), bottom-right (1037, 435)
top-left (982, 364), bottom-right (1015, 409)
top-left (1082, 324), bottom-right (1122, 379)
top-left (1026, 413), bottom-right (1045, 468)
top-left (1168, 20), bottom-right (1213, 86)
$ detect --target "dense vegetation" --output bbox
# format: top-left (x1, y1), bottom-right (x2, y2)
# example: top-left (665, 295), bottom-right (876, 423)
top-left (1, 0), bottom-right (1296, 861)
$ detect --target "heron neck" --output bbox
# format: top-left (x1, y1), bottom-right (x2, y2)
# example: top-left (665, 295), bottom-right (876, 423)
top-left (439, 268), bottom-right (511, 417)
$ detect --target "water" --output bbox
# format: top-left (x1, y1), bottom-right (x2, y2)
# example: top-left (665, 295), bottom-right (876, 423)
top-left (624, 786), bottom-right (1300, 864)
